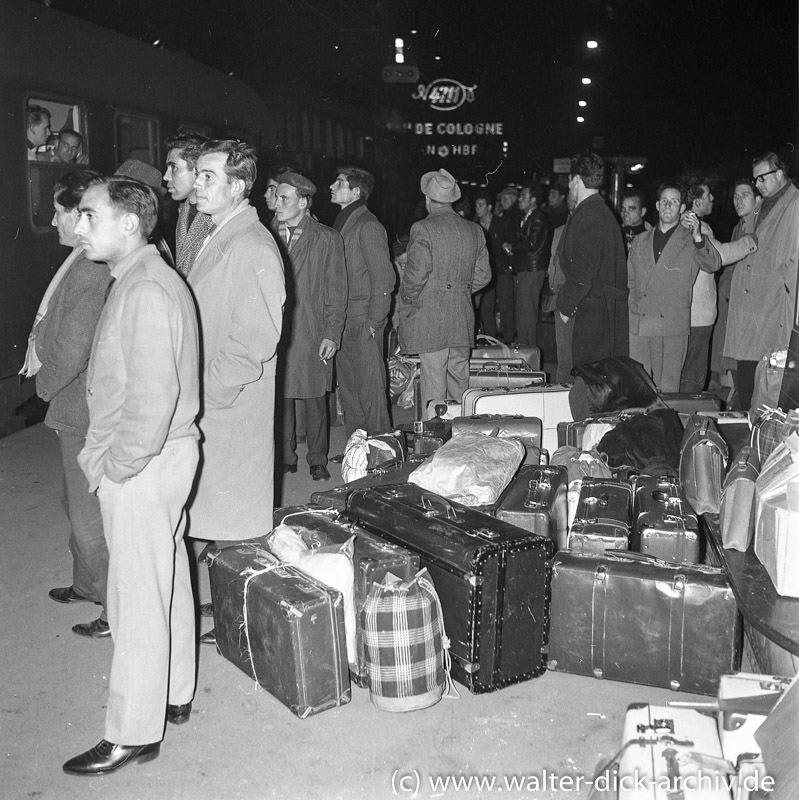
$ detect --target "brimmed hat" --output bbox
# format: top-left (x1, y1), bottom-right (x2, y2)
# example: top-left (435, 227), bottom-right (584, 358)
top-left (115, 159), bottom-right (164, 196)
top-left (420, 168), bottom-right (461, 203)
top-left (279, 171), bottom-right (317, 196)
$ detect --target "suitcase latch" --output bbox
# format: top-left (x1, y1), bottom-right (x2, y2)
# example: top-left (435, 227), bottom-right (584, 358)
top-left (471, 527), bottom-right (500, 541)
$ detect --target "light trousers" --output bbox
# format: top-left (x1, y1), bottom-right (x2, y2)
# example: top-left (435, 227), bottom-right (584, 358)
top-left (419, 346), bottom-right (470, 418)
top-left (629, 334), bottom-right (689, 393)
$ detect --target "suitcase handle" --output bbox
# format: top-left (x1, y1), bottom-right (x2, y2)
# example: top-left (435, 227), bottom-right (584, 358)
top-left (420, 493), bottom-right (458, 519)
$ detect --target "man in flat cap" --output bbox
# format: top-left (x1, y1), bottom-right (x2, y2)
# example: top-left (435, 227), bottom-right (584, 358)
top-left (275, 171), bottom-right (347, 480)
top-left (398, 168), bottom-right (491, 415)
top-left (187, 140), bottom-right (286, 646)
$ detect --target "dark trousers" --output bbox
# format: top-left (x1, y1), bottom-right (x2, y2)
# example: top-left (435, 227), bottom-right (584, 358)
top-left (477, 285), bottom-right (497, 337)
top-left (733, 359), bottom-right (758, 413)
top-left (496, 271), bottom-right (514, 342)
top-left (336, 320), bottom-right (392, 438)
top-left (679, 325), bottom-right (713, 393)
top-left (283, 395), bottom-right (328, 467)
top-left (514, 270), bottom-right (546, 347)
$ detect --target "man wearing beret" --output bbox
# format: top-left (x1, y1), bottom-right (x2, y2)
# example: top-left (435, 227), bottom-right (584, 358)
top-left (276, 172), bottom-right (347, 480)
top-left (398, 168), bottom-right (491, 415)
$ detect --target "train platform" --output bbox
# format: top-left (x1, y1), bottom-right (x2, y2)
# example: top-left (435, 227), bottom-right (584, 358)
top-left (2, 389), bottom-right (711, 800)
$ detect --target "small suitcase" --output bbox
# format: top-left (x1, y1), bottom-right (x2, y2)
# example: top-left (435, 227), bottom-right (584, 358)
top-left (343, 483), bottom-right (554, 693)
top-left (494, 465), bottom-right (569, 548)
top-left (461, 384), bottom-right (573, 455)
top-left (567, 478), bottom-right (632, 555)
top-left (207, 543), bottom-right (351, 717)
top-left (471, 335), bottom-right (541, 371)
top-left (679, 410), bottom-right (751, 455)
top-left (397, 418), bottom-right (452, 456)
top-left (719, 446), bottom-right (759, 553)
top-left (618, 703), bottom-right (731, 799)
top-left (661, 391), bottom-right (722, 414)
top-left (547, 550), bottom-right (742, 694)
top-left (272, 505), bottom-right (421, 687)
top-left (631, 475), bottom-right (703, 564)
top-left (468, 363), bottom-right (547, 389)
top-left (450, 414), bottom-right (542, 444)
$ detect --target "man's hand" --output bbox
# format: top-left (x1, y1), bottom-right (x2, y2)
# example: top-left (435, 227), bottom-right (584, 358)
top-left (319, 338), bottom-right (337, 363)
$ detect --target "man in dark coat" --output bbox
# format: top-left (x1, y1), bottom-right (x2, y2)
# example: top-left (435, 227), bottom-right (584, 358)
top-left (398, 168), bottom-right (491, 415)
top-left (276, 172), bottom-right (347, 481)
top-left (330, 166), bottom-right (394, 437)
top-left (557, 151), bottom-right (629, 369)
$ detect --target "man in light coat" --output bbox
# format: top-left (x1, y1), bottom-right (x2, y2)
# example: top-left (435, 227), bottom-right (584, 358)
top-left (398, 168), bottom-right (491, 415)
top-left (187, 141), bottom-right (285, 643)
top-left (627, 182), bottom-right (721, 392)
top-left (330, 166), bottom-right (394, 437)
top-left (276, 172), bottom-right (347, 481)
top-left (725, 152), bottom-right (799, 409)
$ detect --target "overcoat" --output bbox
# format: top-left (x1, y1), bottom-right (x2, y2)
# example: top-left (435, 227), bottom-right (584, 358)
top-left (557, 193), bottom-right (629, 366)
top-left (724, 183), bottom-right (799, 361)
top-left (398, 205), bottom-right (490, 354)
top-left (188, 204), bottom-right (285, 541)
top-left (628, 224), bottom-right (720, 338)
top-left (281, 214), bottom-right (347, 398)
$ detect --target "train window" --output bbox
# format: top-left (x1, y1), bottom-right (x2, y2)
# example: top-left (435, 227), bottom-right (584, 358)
top-left (26, 97), bottom-right (88, 228)
top-left (116, 113), bottom-right (159, 167)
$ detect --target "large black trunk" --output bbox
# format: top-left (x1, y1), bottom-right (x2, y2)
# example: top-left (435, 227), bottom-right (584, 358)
top-left (547, 550), bottom-right (741, 695)
top-left (343, 483), bottom-right (554, 693)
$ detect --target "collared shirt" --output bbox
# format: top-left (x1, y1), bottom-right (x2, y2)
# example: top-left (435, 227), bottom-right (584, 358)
top-left (653, 224), bottom-right (679, 262)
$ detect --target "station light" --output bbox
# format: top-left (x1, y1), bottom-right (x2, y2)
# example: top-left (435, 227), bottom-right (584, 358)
top-left (581, 77), bottom-right (592, 85)
top-left (577, 116), bottom-right (585, 123)
top-left (578, 100), bottom-right (587, 107)
top-left (395, 37), bottom-right (404, 64)
top-left (586, 40), bottom-right (598, 49)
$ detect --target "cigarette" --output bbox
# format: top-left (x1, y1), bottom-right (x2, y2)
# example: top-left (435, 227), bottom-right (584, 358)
top-left (322, 358), bottom-right (328, 365)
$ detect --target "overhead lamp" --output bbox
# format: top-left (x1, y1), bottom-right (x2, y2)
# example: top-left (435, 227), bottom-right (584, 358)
top-left (586, 40), bottom-right (598, 49)
top-left (395, 37), bottom-right (405, 64)
top-left (577, 116), bottom-right (585, 123)
top-left (578, 100), bottom-right (587, 107)
top-left (581, 77), bottom-right (592, 85)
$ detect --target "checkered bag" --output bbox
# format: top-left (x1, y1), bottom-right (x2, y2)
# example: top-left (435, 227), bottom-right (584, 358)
top-left (750, 407), bottom-right (797, 464)
top-left (361, 568), bottom-right (458, 712)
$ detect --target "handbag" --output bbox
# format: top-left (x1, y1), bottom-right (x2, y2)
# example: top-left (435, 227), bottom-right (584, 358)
top-left (679, 415), bottom-right (729, 515)
top-left (719, 445), bottom-right (760, 551)
top-left (750, 350), bottom-right (786, 415)
top-left (361, 568), bottom-right (458, 712)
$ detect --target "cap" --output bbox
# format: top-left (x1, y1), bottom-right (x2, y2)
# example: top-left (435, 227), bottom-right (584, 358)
top-left (278, 171), bottom-right (317, 196)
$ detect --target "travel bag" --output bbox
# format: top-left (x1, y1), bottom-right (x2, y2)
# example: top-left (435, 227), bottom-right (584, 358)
top-left (660, 391), bottom-right (722, 414)
top-left (467, 363), bottom-right (546, 389)
top-left (494, 464), bottom-right (569, 548)
top-left (273, 505), bottom-right (420, 688)
top-left (206, 543), bottom-right (351, 717)
top-left (471, 334), bottom-right (541, 371)
top-left (343, 483), bottom-right (554, 693)
top-left (631, 475), bottom-right (702, 564)
top-left (567, 477), bottom-right (632, 555)
top-left (450, 414), bottom-right (542, 444)
top-left (547, 550), bottom-right (741, 694)
top-left (461, 384), bottom-right (573, 454)
top-left (679, 415), bottom-right (729, 515)
top-left (719, 446), bottom-right (760, 552)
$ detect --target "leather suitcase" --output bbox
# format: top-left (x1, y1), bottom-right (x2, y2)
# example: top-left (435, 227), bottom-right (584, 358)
top-left (567, 478), bottom-right (632, 555)
top-left (468, 363), bottom-right (547, 389)
top-left (451, 414), bottom-right (542, 445)
top-left (719, 446), bottom-right (759, 552)
top-left (661, 391), bottom-right (722, 414)
top-left (207, 543), bottom-right (351, 717)
top-left (397, 418), bottom-right (452, 456)
top-left (343, 483), bottom-right (554, 693)
top-left (618, 703), bottom-right (731, 799)
top-left (495, 465), bottom-right (569, 548)
top-left (471, 336), bottom-right (541, 371)
top-left (547, 550), bottom-right (742, 694)
top-left (631, 475), bottom-right (703, 564)
top-left (272, 505), bottom-right (420, 687)
top-left (461, 384), bottom-right (573, 455)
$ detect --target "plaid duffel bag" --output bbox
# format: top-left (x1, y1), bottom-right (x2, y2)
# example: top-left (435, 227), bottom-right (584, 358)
top-left (361, 568), bottom-right (457, 712)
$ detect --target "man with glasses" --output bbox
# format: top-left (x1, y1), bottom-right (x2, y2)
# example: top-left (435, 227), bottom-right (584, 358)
top-left (627, 182), bottom-right (720, 392)
top-left (724, 152), bottom-right (799, 409)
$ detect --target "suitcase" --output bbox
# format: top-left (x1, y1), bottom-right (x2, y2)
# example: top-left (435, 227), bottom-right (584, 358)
top-left (547, 550), bottom-right (742, 694)
top-left (494, 465), bottom-right (569, 548)
top-left (468, 363), bottom-right (547, 389)
top-left (719, 446), bottom-right (759, 553)
top-left (471, 335), bottom-right (541, 371)
top-left (451, 414), bottom-right (542, 445)
top-left (618, 703), bottom-right (731, 799)
top-left (661, 391), bottom-right (722, 414)
top-left (679, 410), bottom-right (751, 456)
top-left (567, 478), bottom-right (632, 555)
top-left (272, 505), bottom-right (421, 687)
top-left (343, 483), bottom-right (554, 693)
top-left (461, 384), bottom-right (573, 455)
top-left (207, 543), bottom-right (351, 717)
top-left (631, 475), bottom-right (703, 564)
top-left (397, 418), bottom-right (452, 455)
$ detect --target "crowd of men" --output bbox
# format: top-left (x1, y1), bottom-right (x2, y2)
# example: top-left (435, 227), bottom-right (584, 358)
top-left (26, 121), bottom-right (799, 775)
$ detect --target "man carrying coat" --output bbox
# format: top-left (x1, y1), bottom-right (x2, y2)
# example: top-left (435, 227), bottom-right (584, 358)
top-left (398, 168), bottom-right (491, 415)
top-left (276, 172), bottom-right (347, 481)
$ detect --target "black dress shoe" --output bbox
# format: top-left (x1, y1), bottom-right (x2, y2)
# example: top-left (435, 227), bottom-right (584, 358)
top-left (199, 628), bottom-right (217, 645)
top-left (49, 586), bottom-right (100, 605)
top-left (283, 463), bottom-right (298, 474)
top-left (199, 602), bottom-right (214, 617)
top-left (63, 739), bottom-right (160, 775)
top-left (310, 465), bottom-right (331, 481)
top-left (166, 702), bottom-right (192, 725)
top-left (72, 618), bottom-right (112, 639)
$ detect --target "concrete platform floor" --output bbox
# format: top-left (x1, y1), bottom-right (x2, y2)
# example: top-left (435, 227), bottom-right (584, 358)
top-left (1, 397), bottom-right (710, 800)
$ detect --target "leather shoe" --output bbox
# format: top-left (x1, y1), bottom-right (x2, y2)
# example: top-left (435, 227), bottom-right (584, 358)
top-left (283, 463), bottom-right (298, 474)
top-left (199, 628), bottom-right (217, 645)
top-left (199, 602), bottom-right (214, 617)
top-left (49, 586), bottom-right (100, 605)
top-left (63, 739), bottom-right (160, 775)
top-left (72, 618), bottom-right (111, 639)
top-left (310, 465), bottom-right (331, 481)
top-left (166, 702), bottom-right (192, 725)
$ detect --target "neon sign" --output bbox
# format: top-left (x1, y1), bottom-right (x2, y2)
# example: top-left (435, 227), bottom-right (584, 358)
top-left (412, 78), bottom-right (477, 112)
